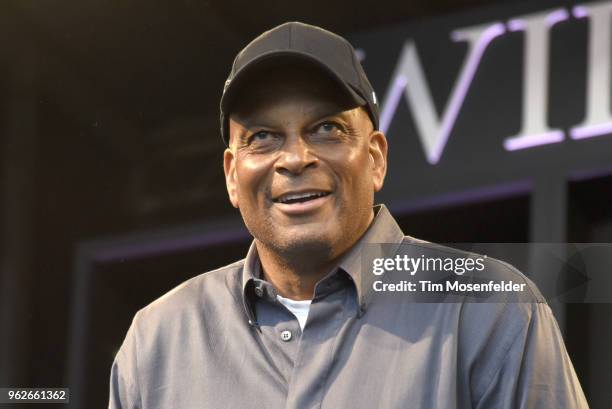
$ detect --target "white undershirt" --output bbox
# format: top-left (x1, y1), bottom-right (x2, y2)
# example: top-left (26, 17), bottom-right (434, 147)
top-left (276, 294), bottom-right (312, 330)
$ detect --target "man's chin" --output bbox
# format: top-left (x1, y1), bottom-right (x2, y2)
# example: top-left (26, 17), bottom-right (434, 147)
top-left (270, 229), bottom-right (335, 259)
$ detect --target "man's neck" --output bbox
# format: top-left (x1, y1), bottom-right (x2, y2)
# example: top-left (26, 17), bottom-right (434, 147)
top-left (255, 210), bottom-right (376, 300)
top-left (255, 242), bottom-right (337, 300)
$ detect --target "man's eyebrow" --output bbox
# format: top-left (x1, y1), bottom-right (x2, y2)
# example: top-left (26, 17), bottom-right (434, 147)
top-left (230, 111), bottom-right (282, 130)
top-left (306, 107), bottom-right (352, 123)
top-left (229, 113), bottom-right (257, 129)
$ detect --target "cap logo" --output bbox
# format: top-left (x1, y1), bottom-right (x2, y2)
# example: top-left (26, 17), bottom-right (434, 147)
top-left (223, 79), bottom-right (232, 92)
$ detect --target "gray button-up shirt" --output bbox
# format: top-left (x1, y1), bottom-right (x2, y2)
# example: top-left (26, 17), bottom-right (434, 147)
top-left (109, 205), bottom-right (588, 408)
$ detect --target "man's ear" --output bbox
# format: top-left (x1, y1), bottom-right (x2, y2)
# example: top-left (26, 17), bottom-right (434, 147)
top-left (223, 146), bottom-right (239, 208)
top-left (369, 130), bottom-right (388, 192)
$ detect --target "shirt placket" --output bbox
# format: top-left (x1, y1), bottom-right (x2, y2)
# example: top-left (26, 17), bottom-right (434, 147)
top-left (251, 273), bottom-right (357, 409)
top-left (253, 281), bottom-right (303, 387)
top-left (283, 276), bottom-right (356, 409)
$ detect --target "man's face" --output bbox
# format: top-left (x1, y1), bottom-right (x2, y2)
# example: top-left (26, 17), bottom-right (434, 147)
top-left (223, 64), bottom-right (387, 262)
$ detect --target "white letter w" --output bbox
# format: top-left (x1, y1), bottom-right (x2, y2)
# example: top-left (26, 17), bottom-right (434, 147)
top-left (379, 22), bottom-right (505, 164)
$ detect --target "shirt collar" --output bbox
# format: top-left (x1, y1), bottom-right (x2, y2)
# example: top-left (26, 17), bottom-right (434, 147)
top-left (240, 204), bottom-right (405, 322)
top-left (334, 204), bottom-right (405, 315)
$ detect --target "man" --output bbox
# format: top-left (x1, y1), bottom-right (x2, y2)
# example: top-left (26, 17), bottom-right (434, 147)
top-left (109, 22), bottom-right (588, 408)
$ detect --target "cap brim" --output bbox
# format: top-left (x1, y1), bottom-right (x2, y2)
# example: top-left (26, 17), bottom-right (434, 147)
top-left (220, 51), bottom-right (367, 145)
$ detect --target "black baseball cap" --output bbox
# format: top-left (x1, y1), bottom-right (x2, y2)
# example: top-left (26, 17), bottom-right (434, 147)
top-left (219, 21), bottom-right (379, 146)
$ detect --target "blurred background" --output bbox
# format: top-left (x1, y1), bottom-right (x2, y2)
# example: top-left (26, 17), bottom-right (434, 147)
top-left (1, 0), bottom-right (611, 407)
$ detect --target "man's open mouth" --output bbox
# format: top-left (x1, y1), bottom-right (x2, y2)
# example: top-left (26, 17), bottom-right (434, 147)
top-left (273, 191), bottom-right (331, 204)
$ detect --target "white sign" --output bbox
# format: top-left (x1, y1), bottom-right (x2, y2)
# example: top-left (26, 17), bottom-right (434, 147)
top-left (379, 2), bottom-right (612, 164)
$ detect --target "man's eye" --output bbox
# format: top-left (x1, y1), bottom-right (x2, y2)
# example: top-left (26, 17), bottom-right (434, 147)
top-left (250, 131), bottom-right (272, 142)
top-left (316, 122), bottom-right (338, 133)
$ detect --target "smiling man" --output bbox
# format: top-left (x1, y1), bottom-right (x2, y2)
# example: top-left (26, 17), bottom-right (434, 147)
top-left (223, 57), bottom-right (386, 302)
top-left (109, 22), bottom-right (588, 409)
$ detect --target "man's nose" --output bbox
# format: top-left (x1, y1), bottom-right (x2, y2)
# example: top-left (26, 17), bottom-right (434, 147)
top-left (274, 134), bottom-right (318, 175)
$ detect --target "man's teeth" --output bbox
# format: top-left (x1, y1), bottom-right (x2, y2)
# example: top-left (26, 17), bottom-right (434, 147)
top-left (277, 192), bottom-right (328, 204)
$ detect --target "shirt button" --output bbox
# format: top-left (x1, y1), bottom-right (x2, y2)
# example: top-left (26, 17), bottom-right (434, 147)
top-left (280, 330), bottom-right (292, 342)
top-left (254, 286), bottom-right (264, 297)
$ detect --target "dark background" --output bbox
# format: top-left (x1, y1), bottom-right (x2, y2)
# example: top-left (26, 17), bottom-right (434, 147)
top-left (1, 0), bottom-right (610, 408)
